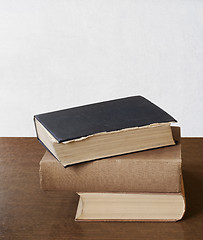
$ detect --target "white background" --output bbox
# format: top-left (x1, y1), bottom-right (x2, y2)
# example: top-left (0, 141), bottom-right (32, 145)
top-left (0, 0), bottom-right (202, 137)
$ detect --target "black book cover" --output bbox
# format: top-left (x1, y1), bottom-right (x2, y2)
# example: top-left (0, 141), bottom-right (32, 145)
top-left (34, 96), bottom-right (176, 143)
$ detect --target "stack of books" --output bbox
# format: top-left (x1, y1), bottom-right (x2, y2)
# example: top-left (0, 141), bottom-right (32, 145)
top-left (34, 96), bottom-right (185, 221)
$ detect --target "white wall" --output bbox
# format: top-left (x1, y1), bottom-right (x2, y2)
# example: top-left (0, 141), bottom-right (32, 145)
top-left (0, 0), bottom-right (202, 137)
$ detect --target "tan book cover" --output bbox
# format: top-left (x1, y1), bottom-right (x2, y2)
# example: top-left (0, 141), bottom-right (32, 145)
top-left (39, 127), bottom-right (182, 193)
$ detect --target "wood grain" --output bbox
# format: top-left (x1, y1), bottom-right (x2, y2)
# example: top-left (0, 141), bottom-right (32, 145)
top-left (0, 137), bottom-right (202, 240)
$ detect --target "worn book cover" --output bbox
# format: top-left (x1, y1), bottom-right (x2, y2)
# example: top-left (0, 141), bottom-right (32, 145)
top-left (35, 96), bottom-right (177, 166)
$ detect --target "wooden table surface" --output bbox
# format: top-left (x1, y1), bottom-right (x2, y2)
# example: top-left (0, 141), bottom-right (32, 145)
top-left (0, 138), bottom-right (203, 240)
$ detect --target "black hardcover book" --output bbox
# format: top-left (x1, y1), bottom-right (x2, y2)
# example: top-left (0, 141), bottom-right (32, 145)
top-left (34, 96), bottom-right (177, 167)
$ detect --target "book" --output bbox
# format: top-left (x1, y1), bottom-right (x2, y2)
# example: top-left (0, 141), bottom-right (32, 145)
top-left (34, 96), bottom-right (176, 167)
top-left (39, 127), bottom-right (181, 193)
top-left (75, 177), bottom-right (185, 221)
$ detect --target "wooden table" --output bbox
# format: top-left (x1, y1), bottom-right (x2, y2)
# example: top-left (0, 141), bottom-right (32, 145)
top-left (0, 138), bottom-right (202, 240)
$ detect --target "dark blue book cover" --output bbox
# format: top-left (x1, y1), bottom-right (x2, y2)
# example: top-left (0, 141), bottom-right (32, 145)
top-left (34, 96), bottom-right (176, 143)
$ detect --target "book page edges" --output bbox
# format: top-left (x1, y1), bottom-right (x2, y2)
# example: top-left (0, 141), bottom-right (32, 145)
top-left (36, 118), bottom-right (175, 166)
top-left (75, 177), bottom-right (185, 222)
top-left (75, 193), bottom-right (185, 222)
top-left (62, 122), bottom-right (174, 144)
top-left (35, 118), bottom-right (174, 144)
